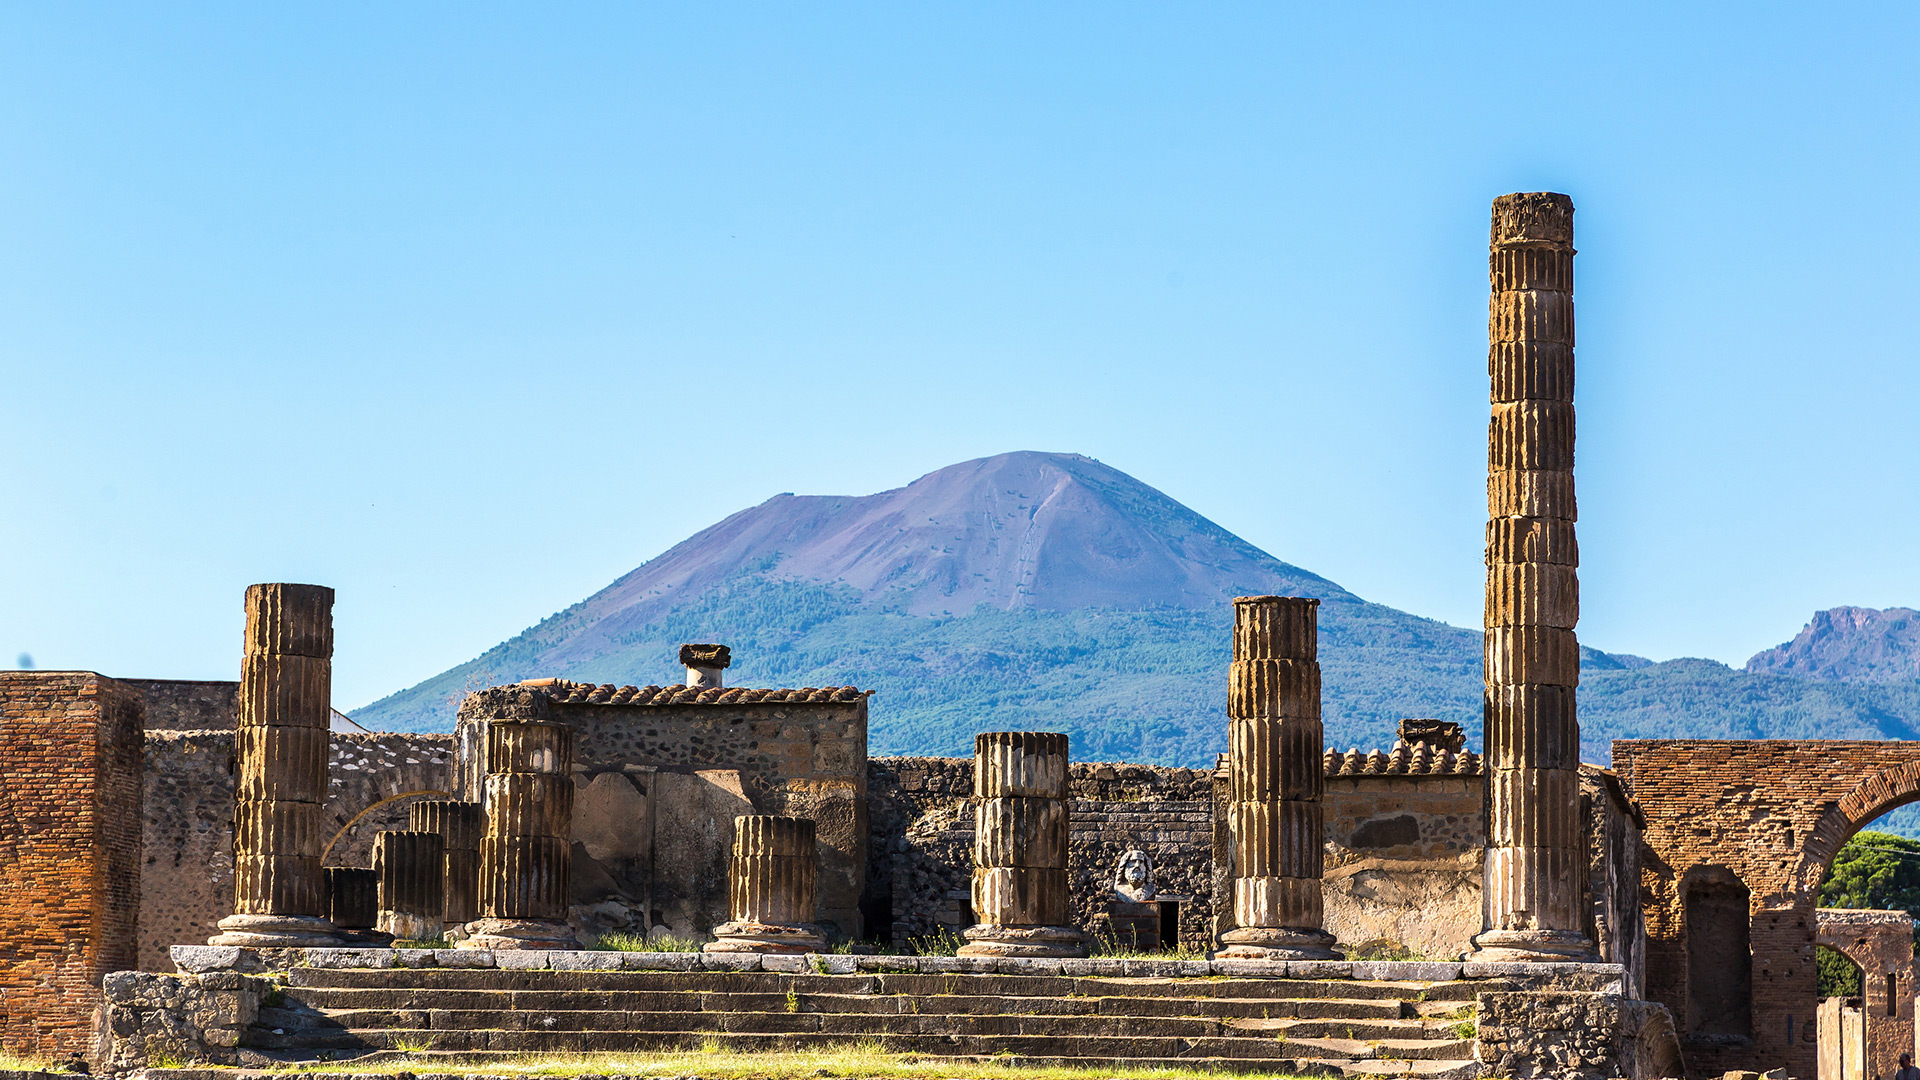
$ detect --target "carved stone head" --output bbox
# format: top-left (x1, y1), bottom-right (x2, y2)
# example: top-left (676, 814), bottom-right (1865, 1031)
top-left (1114, 849), bottom-right (1155, 902)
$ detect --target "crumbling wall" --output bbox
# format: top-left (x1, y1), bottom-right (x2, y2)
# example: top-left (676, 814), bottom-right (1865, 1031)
top-left (867, 757), bottom-right (1217, 951)
top-left (0, 672), bottom-right (144, 1063)
top-left (138, 730), bottom-right (453, 968)
top-left (1320, 774), bottom-right (1484, 959)
top-left (1614, 738), bottom-right (1920, 1080)
top-left (123, 680), bottom-right (237, 732)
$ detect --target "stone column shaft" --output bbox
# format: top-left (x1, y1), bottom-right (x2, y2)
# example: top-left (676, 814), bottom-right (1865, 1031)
top-left (409, 800), bottom-right (484, 928)
top-left (705, 816), bottom-right (827, 953)
top-left (375, 830), bottom-right (446, 942)
top-left (212, 583), bottom-right (342, 947)
top-left (457, 690), bottom-right (578, 951)
top-left (1217, 595), bottom-right (1339, 959)
top-left (958, 732), bottom-right (1085, 958)
top-left (326, 867), bottom-right (378, 933)
top-left (1471, 192), bottom-right (1597, 962)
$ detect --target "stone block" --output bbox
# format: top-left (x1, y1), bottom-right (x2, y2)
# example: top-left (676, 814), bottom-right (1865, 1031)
top-left (432, 948), bottom-right (495, 968)
top-left (1208, 958), bottom-right (1290, 977)
top-left (995, 956), bottom-right (1065, 976)
top-left (300, 948), bottom-right (394, 969)
top-left (392, 948), bottom-right (437, 968)
top-left (170, 945), bottom-right (266, 974)
top-left (1284, 959), bottom-right (1352, 978)
top-left (760, 954), bottom-right (811, 973)
top-left (547, 950), bottom-right (626, 970)
top-left (810, 953), bottom-right (858, 974)
top-left (855, 955), bottom-right (920, 972)
top-left (1350, 960), bottom-right (1463, 981)
top-left (700, 951), bottom-right (763, 971)
top-left (494, 950), bottom-right (552, 970)
top-left (620, 951), bottom-right (702, 971)
top-left (1120, 958), bottom-right (1212, 978)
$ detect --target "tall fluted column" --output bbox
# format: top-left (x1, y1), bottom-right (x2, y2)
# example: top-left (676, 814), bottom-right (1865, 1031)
top-left (958, 732), bottom-right (1086, 958)
top-left (1470, 192), bottom-right (1596, 962)
top-left (375, 830), bottom-right (446, 942)
top-left (457, 688), bottom-right (578, 951)
top-left (211, 584), bottom-right (342, 947)
top-left (409, 800), bottom-right (484, 933)
top-left (705, 816), bottom-right (827, 953)
top-left (1216, 596), bottom-right (1340, 960)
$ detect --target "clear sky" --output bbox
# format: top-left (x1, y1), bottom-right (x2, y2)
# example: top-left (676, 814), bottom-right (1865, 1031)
top-left (3, 3), bottom-right (1915, 712)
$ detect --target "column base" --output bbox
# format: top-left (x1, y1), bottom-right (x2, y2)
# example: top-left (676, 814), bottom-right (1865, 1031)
top-left (208, 914), bottom-right (343, 948)
top-left (956, 924), bottom-right (1087, 958)
top-left (1466, 928), bottom-right (1597, 963)
top-left (377, 911), bottom-right (445, 943)
top-left (703, 920), bottom-right (829, 954)
top-left (1214, 926), bottom-right (1343, 960)
top-left (456, 917), bottom-right (579, 951)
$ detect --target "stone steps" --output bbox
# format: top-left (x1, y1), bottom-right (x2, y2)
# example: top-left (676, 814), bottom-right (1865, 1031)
top-left (242, 965), bottom-right (1489, 1076)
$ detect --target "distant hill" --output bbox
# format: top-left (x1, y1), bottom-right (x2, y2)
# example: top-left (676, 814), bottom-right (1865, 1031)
top-left (1746, 606), bottom-right (1920, 682)
top-left (352, 452), bottom-right (1920, 770)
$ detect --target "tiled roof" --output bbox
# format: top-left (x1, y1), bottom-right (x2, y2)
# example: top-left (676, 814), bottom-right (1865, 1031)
top-left (519, 678), bottom-right (869, 706)
top-left (1324, 740), bottom-right (1481, 777)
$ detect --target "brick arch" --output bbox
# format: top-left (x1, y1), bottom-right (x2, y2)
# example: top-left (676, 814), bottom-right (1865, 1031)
top-left (1792, 760), bottom-right (1920, 897)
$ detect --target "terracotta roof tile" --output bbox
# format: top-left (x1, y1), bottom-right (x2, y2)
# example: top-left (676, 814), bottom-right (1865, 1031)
top-left (1324, 740), bottom-right (1481, 777)
top-left (521, 679), bottom-right (870, 706)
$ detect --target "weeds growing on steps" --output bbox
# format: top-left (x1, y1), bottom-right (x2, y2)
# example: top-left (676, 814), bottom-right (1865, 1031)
top-left (391, 939), bottom-right (450, 950)
top-left (586, 931), bottom-right (705, 952)
top-left (253, 1046), bottom-right (1322, 1079)
top-left (0, 1050), bottom-right (73, 1073)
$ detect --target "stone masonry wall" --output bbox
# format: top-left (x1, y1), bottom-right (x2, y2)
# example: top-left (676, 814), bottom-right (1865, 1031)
top-left (138, 731), bottom-right (453, 969)
top-left (0, 672), bottom-right (145, 1063)
top-left (1321, 775), bottom-right (1485, 960)
top-left (1613, 738), bottom-right (1920, 1080)
top-left (867, 757), bottom-right (1217, 951)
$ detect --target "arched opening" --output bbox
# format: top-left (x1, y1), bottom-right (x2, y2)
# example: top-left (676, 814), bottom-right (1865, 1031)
top-left (1686, 866), bottom-right (1753, 1039)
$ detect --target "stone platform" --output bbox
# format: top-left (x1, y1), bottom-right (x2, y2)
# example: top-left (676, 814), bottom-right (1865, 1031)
top-left (102, 947), bottom-right (1673, 1080)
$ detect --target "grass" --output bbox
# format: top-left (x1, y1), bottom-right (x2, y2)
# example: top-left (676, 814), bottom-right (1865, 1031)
top-left (1088, 939), bottom-right (1208, 960)
top-left (261, 1046), bottom-right (1317, 1079)
top-left (392, 939), bottom-right (450, 950)
top-left (904, 928), bottom-right (964, 956)
top-left (587, 931), bottom-right (705, 952)
top-left (0, 1050), bottom-right (66, 1072)
top-left (1452, 1020), bottom-right (1477, 1041)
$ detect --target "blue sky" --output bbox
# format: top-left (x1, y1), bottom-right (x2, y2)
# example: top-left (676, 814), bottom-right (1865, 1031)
top-left (2, 3), bottom-right (1915, 711)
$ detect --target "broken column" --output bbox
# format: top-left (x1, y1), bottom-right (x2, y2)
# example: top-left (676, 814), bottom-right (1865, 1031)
top-left (375, 830), bottom-right (446, 942)
top-left (459, 688), bottom-right (578, 950)
top-left (409, 800), bottom-right (484, 933)
top-left (326, 867), bottom-right (380, 943)
top-left (1217, 595), bottom-right (1340, 960)
top-left (1471, 191), bottom-right (1596, 962)
top-left (705, 816), bottom-right (827, 953)
top-left (958, 731), bottom-right (1086, 958)
top-left (211, 583), bottom-right (343, 947)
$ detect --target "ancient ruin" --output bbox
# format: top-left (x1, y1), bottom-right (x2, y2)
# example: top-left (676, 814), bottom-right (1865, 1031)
top-left (1473, 192), bottom-right (1596, 964)
top-left (705, 816), bottom-right (828, 953)
top-left (461, 694), bottom-right (579, 950)
top-left (1217, 595), bottom-right (1340, 959)
top-left (17, 193), bottom-right (1898, 1080)
top-left (958, 731), bottom-right (1086, 957)
top-left (209, 584), bottom-right (342, 948)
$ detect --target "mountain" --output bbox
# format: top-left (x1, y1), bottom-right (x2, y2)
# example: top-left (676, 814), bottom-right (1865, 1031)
top-left (352, 451), bottom-right (1920, 770)
top-left (1745, 607), bottom-right (1920, 682)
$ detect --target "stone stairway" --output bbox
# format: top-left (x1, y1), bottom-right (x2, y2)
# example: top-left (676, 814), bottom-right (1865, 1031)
top-left (247, 966), bottom-right (1494, 1077)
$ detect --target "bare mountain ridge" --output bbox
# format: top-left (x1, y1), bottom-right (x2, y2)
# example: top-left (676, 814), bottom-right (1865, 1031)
top-left (532, 451), bottom-right (1351, 669)
top-left (1746, 606), bottom-right (1920, 682)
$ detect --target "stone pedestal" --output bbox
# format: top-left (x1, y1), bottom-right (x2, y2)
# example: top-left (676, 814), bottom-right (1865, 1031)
top-left (375, 830), bottom-right (446, 942)
top-left (1470, 192), bottom-right (1597, 963)
top-left (1217, 595), bottom-right (1340, 960)
top-left (959, 732), bottom-right (1086, 958)
top-left (326, 867), bottom-right (388, 946)
top-left (1094, 901), bottom-right (1162, 950)
top-left (705, 816), bottom-right (827, 954)
top-left (409, 800), bottom-right (484, 931)
top-left (211, 584), bottom-right (342, 947)
top-left (458, 699), bottom-right (578, 951)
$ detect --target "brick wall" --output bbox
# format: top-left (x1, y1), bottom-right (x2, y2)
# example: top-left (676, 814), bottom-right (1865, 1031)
top-left (1614, 739), bottom-right (1920, 1080)
top-left (0, 672), bottom-right (144, 1063)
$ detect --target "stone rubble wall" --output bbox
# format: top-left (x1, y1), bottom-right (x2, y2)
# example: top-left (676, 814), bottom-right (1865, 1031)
top-left (138, 731), bottom-right (455, 969)
top-left (100, 969), bottom-right (267, 1071)
top-left (0, 672), bottom-right (144, 1064)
